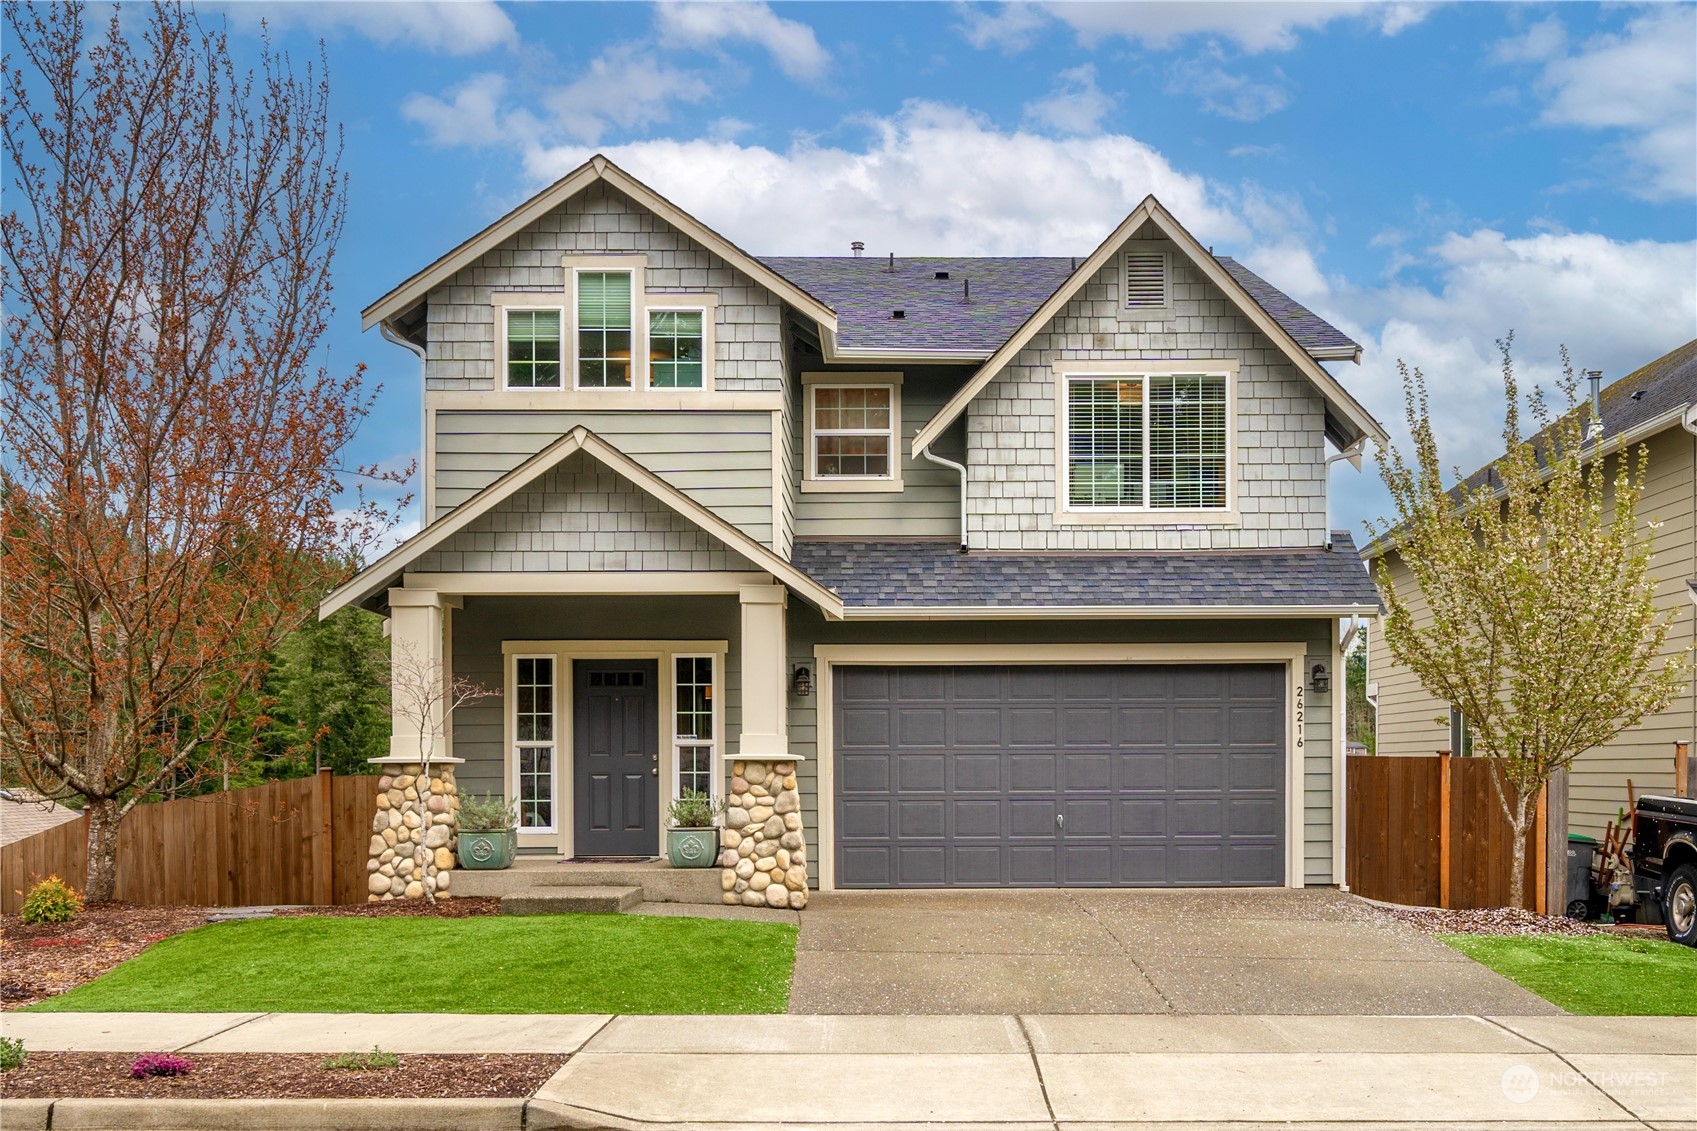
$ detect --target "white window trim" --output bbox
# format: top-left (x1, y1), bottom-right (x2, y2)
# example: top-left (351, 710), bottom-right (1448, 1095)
top-left (509, 652), bottom-right (560, 835)
top-left (569, 255), bottom-right (646, 393)
top-left (670, 653), bottom-right (722, 803)
top-left (1052, 358), bottom-right (1239, 526)
top-left (645, 298), bottom-right (718, 394)
top-left (800, 371), bottom-right (904, 494)
top-left (1117, 247), bottom-right (1172, 322)
top-left (493, 293), bottom-right (567, 392)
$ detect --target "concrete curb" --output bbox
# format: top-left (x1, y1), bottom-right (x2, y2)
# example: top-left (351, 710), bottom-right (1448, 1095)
top-left (0, 1097), bottom-right (526, 1130)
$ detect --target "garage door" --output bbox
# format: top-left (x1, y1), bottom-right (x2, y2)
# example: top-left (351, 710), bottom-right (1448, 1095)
top-left (833, 664), bottom-right (1285, 888)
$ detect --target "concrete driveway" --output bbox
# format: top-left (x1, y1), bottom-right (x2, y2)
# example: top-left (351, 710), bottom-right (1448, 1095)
top-left (788, 888), bottom-right (1561, 1015)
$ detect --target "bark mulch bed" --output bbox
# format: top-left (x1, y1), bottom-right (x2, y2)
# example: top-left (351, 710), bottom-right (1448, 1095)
top-left (0, 1052), bottom-right (567, 1099)
top-left (0, 904), bottom-right (213, 1010)
top-left (2, 898), bottom-right (504, 1010)
top-left (1370, 904), bottom-right (1604, 937)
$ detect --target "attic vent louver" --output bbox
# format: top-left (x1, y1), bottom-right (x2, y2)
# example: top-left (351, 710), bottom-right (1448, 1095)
top-left (1124, 251), bottom-right (1168, 309)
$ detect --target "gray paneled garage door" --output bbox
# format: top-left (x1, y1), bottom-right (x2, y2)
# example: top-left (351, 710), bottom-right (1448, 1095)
top-left (834, 665), bottom-right (1285, 888)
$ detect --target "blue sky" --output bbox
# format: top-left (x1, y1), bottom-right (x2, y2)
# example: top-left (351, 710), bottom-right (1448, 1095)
top-left (214, 0), bottom-right (1696, 543)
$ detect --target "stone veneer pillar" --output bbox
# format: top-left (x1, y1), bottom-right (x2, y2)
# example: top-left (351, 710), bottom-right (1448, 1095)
top-left (367, 756), bottom-right (462, 901)
top-left (720, 760), bottom-right (807, 908)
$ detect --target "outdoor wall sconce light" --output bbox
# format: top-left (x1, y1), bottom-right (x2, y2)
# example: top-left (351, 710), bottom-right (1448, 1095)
top-left (1310, 663), bottom-right (1330, 693)
top-left (792, 665), bottom-right (813, 697)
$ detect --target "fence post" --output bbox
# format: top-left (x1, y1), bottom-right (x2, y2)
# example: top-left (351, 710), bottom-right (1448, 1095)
top-left (1677, 740), bottom-right (1691, 798)
top-left (1438, 751), bottom-right (1452, 910)
top-left (1533, 783), bottom-right (1547, 914)
top-left (318, 768), bottom-right (334, 906)
top-left (1545, 766), bottom-right (1568, 917)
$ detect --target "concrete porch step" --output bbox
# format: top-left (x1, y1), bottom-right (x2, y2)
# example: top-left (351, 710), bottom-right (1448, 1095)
top-left (499, 885), bottom-right (643, 915)
top-left (454, 859), bottom-right (723, 904)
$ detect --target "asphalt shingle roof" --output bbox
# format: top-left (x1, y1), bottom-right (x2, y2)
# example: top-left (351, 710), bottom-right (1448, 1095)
top-left (759, 254), bottom-right (1360, 359)
top-left (792, 532), bottom-right (1381, 611)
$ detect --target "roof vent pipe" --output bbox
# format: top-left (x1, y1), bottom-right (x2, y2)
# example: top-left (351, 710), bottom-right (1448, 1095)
top-left (851, 241), bottom-right (864, 257)
top-left (1586, 370), bottom-right (1604, 441)
top-left (961, 277), bottom-right (971, 304)
top-left (919, 443), bottom-right (968, 553)
top-left (887, 252), bottom-right (895, 272)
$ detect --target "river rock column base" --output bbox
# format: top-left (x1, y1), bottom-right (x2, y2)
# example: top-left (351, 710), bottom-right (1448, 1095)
top-left (720, 760), bottom-right (808, 910)
top-left (366, 759), bottom-right (461, 901)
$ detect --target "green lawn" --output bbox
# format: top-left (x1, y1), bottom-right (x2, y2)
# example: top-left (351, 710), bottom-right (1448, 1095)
top-left (30, 914), bottom-right (797, 1014)
top-left (1440, 933), bottom-right (1697, 1015)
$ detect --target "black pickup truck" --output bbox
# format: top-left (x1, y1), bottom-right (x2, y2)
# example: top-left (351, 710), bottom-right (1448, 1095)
top-left (1631, 795), bottom-right (1697, 946)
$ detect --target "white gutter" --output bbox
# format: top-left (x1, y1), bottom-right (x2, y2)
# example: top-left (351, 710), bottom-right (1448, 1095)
top-left (919, 443), bottom-right (969, 552)
top-left (380, 320), bottom-right (430, 518)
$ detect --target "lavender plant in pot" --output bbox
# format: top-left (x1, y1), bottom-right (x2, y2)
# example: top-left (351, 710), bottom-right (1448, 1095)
top-left (665, 789), bottom-right (721, 869)
top-left (456, 792), bottom-right (516, 870)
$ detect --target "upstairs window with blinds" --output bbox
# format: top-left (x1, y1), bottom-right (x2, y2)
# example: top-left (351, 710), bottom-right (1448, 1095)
top-left (576, 271), bottom-right (634, 388)
top-left (505, 309), bottom-right (562, 388)
top-left (1123, 250), bottom-right (1168, 310)
top-left (1066, 372), bottom-right (1228, 510)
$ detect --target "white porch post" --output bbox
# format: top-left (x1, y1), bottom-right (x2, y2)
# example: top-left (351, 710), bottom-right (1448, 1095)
top-left (367, 586), bottom-right (462, 901)
top-left (737, 583), bottom-right (788, 760)
top-left (724, 582), bottom-right (808, 909)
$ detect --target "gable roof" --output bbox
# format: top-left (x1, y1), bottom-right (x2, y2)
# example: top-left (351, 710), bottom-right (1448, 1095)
top-left (320, 427), bottom-right (845, 620)
top-left (907, 196), bottom-right (1386, 457)
top-left (361, 155), bottom-right (837, 335)
top-left (760, 254), bottom-right (1360, 361)
top-left (792, 532), bottom-right (1382, 617)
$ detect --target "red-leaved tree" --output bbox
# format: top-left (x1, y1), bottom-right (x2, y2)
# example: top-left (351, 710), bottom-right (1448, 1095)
top-left (1, 1), bottom-right (407, 899)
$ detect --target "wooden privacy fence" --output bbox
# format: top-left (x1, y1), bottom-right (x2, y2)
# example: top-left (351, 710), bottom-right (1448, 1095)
top-left (1, 771), bottom-right (379, 915)
top-left (1347, 754), bottom-right (1566, 912)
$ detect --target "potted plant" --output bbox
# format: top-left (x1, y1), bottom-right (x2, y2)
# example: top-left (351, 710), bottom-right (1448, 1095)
top-left (456, 793), bottom-right (517, 870)
top-left (665, 790), bottom-right (721, 869)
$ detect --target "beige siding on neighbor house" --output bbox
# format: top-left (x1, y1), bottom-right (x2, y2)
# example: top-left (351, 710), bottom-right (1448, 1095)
top-left (434, 410), bottom-right (774, 547)
top-left (1371, 424), bottom-right (1696, 839)
top-left (965, 226), bottom-right (1329, 552)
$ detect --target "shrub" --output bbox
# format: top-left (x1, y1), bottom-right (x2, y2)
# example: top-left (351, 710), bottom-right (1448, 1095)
top-left (130, 1052), bottom-right (193, 1078)
top-left (20, 875), bottom-right (83, 924)
top-left (457, 792), bottom-right (515, 832)
top-left (0, 1036), bottom-right (26, 1071)
top-left (667, 789), bottom-right (721, 828)
top-left (322, 1046), bottom-right (400, 1071)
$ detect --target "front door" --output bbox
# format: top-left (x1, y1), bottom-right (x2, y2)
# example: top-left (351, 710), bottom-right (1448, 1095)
top-left (574, 660), bottom-right (659, 857)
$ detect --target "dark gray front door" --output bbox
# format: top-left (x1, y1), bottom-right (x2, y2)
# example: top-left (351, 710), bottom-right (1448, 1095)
top-left (574, 660), bottom-right (658, 857)
top-left (834, 664), bottom-right (1285, 888)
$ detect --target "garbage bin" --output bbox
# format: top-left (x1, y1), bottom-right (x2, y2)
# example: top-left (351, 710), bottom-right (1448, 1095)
top-left (1565, 834), bottom-right (1598, 919)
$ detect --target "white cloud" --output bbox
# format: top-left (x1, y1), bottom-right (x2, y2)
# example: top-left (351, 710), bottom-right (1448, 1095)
top-left (1322, 228), bottom-right (1697, 531)
top-left (1165, 54), bottom-right (1289, 120)
top-left (403, 46), bottom-right (711, 148)
top-left (228, 0), bottom-right (517, 55)
top-left (522, 101), bottom-right (1247, 255)
top-left (1049, 1), bottom-right (1424, 54)
top-left (1024, 64), bottom-right (1114, 134)
top-left (957, 1), bottom-right (1051, 52)
top-left (1502, 8), bottom-right (1696, 200)
top-left (655, 1), bottom-right (830, 82)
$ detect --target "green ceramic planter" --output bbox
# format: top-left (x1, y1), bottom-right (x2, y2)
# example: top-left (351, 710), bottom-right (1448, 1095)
top-left (666, 827), bottom-right (720, 869)
top-left (457, 828), bottom-right (516, 870)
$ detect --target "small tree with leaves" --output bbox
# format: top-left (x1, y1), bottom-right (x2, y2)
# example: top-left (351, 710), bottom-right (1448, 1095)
top-left (1366, 339), bottom-right (1688, 909)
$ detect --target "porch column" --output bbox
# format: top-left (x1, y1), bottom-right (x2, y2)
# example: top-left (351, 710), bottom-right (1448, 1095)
top-left (724, 583), bottom-right (808, 909)
top-left (387, 588), bottom-right (445, 761)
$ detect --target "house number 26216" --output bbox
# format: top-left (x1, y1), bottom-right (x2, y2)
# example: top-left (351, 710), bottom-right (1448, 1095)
top-left (1294, 684), bottom-right (1305, 749)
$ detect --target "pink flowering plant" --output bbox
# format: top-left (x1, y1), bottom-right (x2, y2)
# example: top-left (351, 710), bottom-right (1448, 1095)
top-left (130, 1053), bottom-right (194, 1079)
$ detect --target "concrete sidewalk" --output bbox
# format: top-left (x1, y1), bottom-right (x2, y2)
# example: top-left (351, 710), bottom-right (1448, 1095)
top-left (3, 1012), bottom-right (1692, 1129)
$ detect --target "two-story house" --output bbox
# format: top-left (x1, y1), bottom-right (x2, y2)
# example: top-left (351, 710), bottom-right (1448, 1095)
top-left (324, 155), bottom-right (1384, 906)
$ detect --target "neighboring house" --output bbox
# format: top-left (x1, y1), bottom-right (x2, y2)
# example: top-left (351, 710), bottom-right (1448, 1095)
top-left (324, 154), bottom-right (1384, 894)
top-left (1367, 340), bottom-right (1697, 840)
top-left (0, 788), bottom-right (80, 847)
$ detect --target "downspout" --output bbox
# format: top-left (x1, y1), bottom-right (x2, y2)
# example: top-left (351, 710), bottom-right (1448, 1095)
top-left (381, 319), bottom-right (430, 520)
top-left (1685, 404), bottom-right (1696, 765)
top-left (919, 443), bottom-right (968, 553)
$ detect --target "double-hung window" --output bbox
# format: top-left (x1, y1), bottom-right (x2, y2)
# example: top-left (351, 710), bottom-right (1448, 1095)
top-left (673, 656), bottom-right (715, 799)
top-left (576, 271), bottom-right (634, 388)
top-left (513, 656), bottom-right (556, 831)
top-left (649, 309), bottom-right (705, 389)
top-left (505, 309), bottom-right (563, 389)
top-left (809, 384), bottom-right (897, 480)
top-left (1065, 371), bottom-right (1229, 511)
